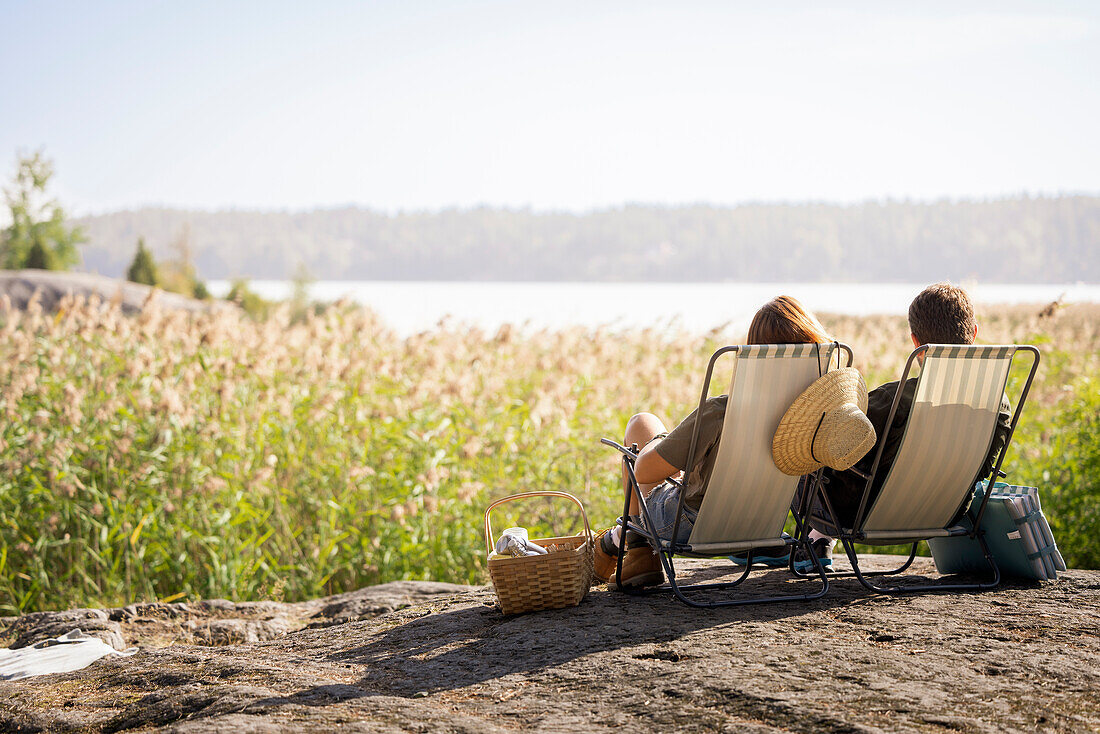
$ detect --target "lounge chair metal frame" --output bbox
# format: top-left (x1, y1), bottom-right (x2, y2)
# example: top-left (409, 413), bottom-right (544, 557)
top-left (799, 343), bottom-right (1040, 594)
top-left (602, 342), bottom-right (855, 608)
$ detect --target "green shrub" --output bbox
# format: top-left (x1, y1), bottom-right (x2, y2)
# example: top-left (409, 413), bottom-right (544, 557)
top-left (1013, 376), bottom-right (1100, 570)
top-left (225, 279), bottom-right (273, 318)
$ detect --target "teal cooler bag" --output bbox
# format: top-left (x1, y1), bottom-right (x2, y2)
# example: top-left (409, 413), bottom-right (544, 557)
top-left (927, 482), bottom-right (1063, 581)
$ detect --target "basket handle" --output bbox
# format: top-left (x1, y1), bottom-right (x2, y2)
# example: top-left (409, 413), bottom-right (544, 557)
top-left (484, 491), bottom-right (593, 556)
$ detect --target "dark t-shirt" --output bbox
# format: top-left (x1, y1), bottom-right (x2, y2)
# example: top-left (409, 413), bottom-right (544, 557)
top-left (820, 378), bottom-right (1012, 529)
top-left (653, 396), bottom-right (727, 510)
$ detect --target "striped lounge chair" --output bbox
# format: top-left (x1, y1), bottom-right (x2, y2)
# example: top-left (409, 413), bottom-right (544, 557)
top-left (809, 343), bottom-right (1040, 594)
top-left (603, 342), bottom-right (853, 608)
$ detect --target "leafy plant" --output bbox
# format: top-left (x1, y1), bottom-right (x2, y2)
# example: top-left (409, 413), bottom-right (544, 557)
top-left (225, 278), bottom-right (273, 318)
top-left (1, 151), bottom-right (85, 270)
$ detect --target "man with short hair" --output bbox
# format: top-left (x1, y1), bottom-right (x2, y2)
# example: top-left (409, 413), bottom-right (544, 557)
top-left (797, 282), bottom-right (1012, 566)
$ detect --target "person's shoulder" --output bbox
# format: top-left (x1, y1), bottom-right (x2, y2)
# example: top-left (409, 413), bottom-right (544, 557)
top-left (704, 394), bottom-right (728, 415)
top-left (866, 378), bottom-right (916, 418)
top-left (869, 376), bottom-right (917, 394)
top-left (869, 379), bottom-right (901, 397)
top-left (687, 395), bottom-right (727, 426)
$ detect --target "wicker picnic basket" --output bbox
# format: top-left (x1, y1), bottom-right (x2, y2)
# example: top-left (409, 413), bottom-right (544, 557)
top-left (484, 491), bottom-right (595, 615)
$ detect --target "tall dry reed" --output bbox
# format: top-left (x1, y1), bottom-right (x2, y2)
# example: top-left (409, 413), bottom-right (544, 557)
top-left (0, 293), bottom-right (1096, 611)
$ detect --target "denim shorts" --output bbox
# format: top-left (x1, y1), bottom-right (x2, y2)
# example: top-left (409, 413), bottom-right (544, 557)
top-left (642, 482), bottom-right (697, 544)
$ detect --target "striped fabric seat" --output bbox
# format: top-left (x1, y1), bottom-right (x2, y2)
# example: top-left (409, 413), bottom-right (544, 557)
top-left (604, 341), bottom-right (853, 607)
top-left (821, 342), bottom-right (1041, 596)
top-left (687, 343), bottom-right (834, 551)
top-left (860, 345), bottom-right (1017, 539)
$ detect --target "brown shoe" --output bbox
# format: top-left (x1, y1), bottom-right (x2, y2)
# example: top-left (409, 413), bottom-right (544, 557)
top-left (593, 529), bottom-right (619, 583)
top-left (612, 546), bottom-right (664, 589)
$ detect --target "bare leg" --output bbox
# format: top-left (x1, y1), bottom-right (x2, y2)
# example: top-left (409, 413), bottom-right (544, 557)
top-left (623, 412), bottom-right (668, 516)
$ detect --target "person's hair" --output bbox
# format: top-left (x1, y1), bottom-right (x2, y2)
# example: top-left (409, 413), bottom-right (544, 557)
top-left (747, 296), bottom-right (830, 345)
top-left (908, 282), bottom-right (977, 345)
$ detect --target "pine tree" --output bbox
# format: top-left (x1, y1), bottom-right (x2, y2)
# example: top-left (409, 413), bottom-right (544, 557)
top-left (126, 238), bottom-right (159, 286)
top-left (24, 240), bottom-right (52, 269)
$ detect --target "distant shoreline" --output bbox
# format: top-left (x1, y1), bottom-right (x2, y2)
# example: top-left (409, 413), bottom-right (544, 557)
top-left (71, 196), bottom-right (1100, 283)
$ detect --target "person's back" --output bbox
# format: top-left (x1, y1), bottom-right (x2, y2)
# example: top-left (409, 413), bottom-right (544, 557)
top-left (814, 283), bottom-right (1011, 532)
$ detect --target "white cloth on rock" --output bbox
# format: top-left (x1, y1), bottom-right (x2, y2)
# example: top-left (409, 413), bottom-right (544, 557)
top-left (0, 629), bottom-right (136, 681)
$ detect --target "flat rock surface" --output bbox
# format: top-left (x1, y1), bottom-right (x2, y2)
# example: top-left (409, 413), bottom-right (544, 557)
top-left (0, 270), bottom-right (231, 314)
top-left (0, 581), bottom-right (470, 652)
top-left (1, 556), bottom-right (1098, 733)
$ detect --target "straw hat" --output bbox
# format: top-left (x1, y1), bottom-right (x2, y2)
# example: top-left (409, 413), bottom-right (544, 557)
top-left (772, 367), bottom-right (876, 476)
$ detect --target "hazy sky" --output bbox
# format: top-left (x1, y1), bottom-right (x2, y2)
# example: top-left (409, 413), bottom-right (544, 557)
top-left (2, 1), bottom-right (1098, 214)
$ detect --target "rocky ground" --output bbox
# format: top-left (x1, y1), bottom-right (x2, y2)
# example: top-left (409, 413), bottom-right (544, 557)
top-left (1, 556), bottom-right (1098, 733)
top-left (0, 270), bottom-right (230, 313)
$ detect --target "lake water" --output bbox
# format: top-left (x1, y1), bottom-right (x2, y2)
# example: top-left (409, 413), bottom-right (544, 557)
top-left (207, 280), bottom-right (1100, 336)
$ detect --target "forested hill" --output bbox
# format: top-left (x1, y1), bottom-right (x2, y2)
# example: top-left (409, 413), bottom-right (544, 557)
top-left (73, 196), bottom-right (1099, 282)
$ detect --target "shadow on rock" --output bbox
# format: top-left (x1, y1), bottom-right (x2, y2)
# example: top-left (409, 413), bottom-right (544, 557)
top-left (330, 564), bottom-right (852, 696)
